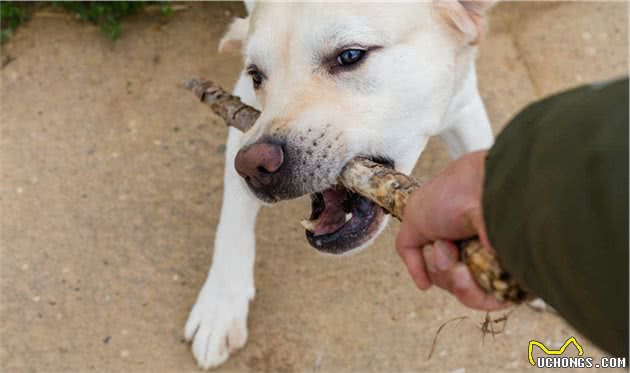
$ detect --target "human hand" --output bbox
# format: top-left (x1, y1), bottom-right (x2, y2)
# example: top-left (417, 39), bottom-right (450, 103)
top-left (395, 150), bottom-right (509, 311)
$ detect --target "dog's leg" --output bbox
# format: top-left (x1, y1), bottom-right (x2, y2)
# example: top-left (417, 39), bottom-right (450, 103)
top-left (439, 66), bottom-right (494, 158)
top-left (185, 74), bottom-right (260, 369)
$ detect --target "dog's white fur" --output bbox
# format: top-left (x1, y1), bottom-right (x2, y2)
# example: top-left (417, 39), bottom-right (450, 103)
top-left (185, 1), bottom-right (494, 368)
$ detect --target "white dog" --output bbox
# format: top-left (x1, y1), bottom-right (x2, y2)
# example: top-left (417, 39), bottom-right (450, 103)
top-left (185, 1), bottom-right (494, 368)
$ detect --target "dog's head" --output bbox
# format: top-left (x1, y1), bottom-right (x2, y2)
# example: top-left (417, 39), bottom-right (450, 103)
top-left (222, 1), bottom-right (493, 254)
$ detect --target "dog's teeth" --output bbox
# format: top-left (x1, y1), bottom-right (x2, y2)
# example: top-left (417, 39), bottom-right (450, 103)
top-left (345, 213), bottom-right (353, 223)
top-left (301, 219), bottom-right (316, 232)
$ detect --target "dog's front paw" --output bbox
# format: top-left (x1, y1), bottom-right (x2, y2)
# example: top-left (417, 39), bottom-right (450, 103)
top-left (184, 283), bottom-right (253, 369)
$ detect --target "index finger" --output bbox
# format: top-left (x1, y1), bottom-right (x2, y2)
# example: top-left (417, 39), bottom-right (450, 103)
top-left (396, 218), bottom-right (432, 290)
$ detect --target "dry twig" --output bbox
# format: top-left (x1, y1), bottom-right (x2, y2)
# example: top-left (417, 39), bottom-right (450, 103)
top-left (185, 78), bottom-right (259, 132)
top-left (479, 310), bottom-right (513, 344)
top-left (427, 316), bottom-right (469, 360)
top-left (184, 77), bottom-right (530, 303)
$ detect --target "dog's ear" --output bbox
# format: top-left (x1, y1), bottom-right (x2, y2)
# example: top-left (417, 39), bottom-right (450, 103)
top-left (219, 17), bottom-right (249, 54)
top-left (435, 0), bottom-right (496, 45)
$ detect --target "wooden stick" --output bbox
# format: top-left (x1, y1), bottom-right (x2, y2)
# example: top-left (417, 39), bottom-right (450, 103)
top-left (185, 78), bottom-right (259, 132)
top-left (339, 158), bottom-right (529, 302)
top-left (185, 78), bottom-right (530, 303)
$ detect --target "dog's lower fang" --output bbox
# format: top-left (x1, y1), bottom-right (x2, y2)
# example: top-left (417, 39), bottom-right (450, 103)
top-left (301, 219), bottom-right (316, 232)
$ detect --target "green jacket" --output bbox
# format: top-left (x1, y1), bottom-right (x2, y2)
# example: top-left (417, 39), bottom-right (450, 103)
top-left (483, 78), bottom-right (629, 358)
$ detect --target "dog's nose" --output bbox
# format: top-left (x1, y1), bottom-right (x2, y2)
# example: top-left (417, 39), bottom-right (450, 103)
top-left (234, 142), bottom-right (285, 188)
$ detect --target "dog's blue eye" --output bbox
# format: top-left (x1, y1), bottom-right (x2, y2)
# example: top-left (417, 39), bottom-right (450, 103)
top-left (336, 49), bottom-right (366, 66)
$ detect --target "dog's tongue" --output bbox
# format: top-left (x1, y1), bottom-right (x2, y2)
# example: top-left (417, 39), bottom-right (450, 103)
top-left (301, 189), bottom-right (352, 236)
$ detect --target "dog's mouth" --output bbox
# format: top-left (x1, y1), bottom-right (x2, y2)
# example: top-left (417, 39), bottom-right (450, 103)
top-left (302, 185), bottom-right (385, 255)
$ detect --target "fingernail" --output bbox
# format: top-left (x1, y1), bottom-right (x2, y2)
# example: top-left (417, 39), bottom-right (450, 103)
top-left (434, 241), bottom-right (453, 271)
top-left (453, 265), bottom-right (472, 290)
top-left (423, 245), bottom-right (436, 273)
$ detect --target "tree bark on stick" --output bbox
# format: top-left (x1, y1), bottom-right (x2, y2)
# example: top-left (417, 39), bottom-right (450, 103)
top-left (185, 77), bottom-right (530, 303)
top-left (185, 78), bottom-right (259, 132)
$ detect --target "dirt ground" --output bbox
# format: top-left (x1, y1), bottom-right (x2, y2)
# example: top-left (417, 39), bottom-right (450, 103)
top-left (1, 2), bottom-right (627, 372)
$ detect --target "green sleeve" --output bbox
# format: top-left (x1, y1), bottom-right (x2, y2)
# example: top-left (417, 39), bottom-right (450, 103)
top-left (483, 78), bottom-right (629, 358)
